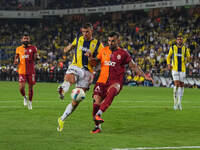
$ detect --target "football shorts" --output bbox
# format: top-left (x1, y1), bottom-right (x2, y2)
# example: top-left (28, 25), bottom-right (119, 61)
top-left (172, 70), bottom-right (186, 82)
top-left (19, 74), bottom-right (36, 85)
top-left (66, 65), bottom-right (93, 89)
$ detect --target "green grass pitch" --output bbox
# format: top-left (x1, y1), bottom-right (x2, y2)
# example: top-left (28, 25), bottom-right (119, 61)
top-left (0, 81), bottom-right (200, 150)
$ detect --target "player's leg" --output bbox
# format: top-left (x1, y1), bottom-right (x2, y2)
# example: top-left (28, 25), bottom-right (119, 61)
top-left (27, 74), bottom-right (36, 110)
top-left (91, 94), bottom-right (103, 133)
top-left (27, 84), bottom-right (34, 110)
top-left (58, 73), bottom-right (75, 100)
top-left (60, 69), bottom-right (90, 120)
top-left (19, 74), bottom-right (27, 106)
top-left (173, 80), bottom-right (179, 110)
top-left (57, 92), bottom-right (84, 132)
top-left (57, 68), bottom-right (92, 132)
top-left (95, 83), bottom-right (120, 124)
top-left (177, 72), bottom-right (185, 110)
top-left (172, 71), bottom-right (179, 110)
top-left (178, 82), bottom-right (184, 110)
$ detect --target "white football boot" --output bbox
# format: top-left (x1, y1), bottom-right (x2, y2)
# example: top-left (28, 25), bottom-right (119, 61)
top-left (28, 101), bottom-right (32, 110)
top-left (24, 96), bottom-right (28, 106)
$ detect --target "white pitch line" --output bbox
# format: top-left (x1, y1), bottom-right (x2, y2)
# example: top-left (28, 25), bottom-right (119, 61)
top-left (113, 146), bottom-right (200, 150)
top-left (1, 105), bottom-right (200, 109)
top-left (0, 100), bottom-right (200, 104)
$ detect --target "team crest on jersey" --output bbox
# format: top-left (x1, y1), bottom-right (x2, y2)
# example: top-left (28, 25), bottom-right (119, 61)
top-left (91, 44), bottom-right (95, 48)
top-left (95, 86), bottom-right (101, 92)
top-left (29, 49), bottom-right (32, 53)
top-left (117, 54), bottom-right (121, 60)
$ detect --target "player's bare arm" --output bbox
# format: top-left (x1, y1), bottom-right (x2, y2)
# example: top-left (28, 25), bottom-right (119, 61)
top-left (64, 44), bottom-right (74, 53)
top-left (14, 54), bottom-right (19, 65)
top-left (129, 60), bottom-right (145, 77)
top-left (129, 60), bottom-right (151, 81)
top-left (167, 64), bottom-right (172, 70)
top-left (85, 51), bottom-right (100, 66)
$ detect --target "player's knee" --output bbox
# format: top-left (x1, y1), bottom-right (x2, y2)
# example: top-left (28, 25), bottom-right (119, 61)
top-left (108, 85), bottom-right (120, 95)
top-left (65, 74), bottom-right (76, 84)
top-left (19, 84), bottom-right (25, 90)
top-left (113, 83), bottom-right (120, 91)
top-left (72, 100), bottom-right (79, 106)
top-left (93, 95), bottom-right (102, 105)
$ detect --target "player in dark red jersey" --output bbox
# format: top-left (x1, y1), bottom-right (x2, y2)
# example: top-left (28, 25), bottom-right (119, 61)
top-left (14, 33), bottom-right (37, 110)
top-left (89, 32), bottom-right (151, 133)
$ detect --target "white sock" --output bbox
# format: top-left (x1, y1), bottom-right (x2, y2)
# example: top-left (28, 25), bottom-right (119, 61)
top-left (62, 81), bottom-right (70, 94)
top-left (177, 87), bottom-right (182, 105)
top-left (181, 87), bottom-right (184, 97)
top-left (96, 109), bottom-right (103, 116)
top-left (96, 124), bottom-right (101, 129)
top-left (61, 103), bottom-right (74, 121)
top-left (173, 86), bottom-right (177, 106)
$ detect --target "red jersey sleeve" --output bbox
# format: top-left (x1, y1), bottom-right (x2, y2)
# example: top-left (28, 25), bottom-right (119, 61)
top-left (123, 49), bottom-right (132, 64)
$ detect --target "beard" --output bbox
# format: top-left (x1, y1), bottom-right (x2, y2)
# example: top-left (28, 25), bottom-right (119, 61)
top-left (22, 41), bottom-right (29, 47)
top-left (177, 42), bottom-right (182, 46)
top-left (109, 45), bottom-right (117, 51)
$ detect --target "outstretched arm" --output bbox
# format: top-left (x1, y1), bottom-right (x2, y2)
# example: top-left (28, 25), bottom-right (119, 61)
top-left (64, 44), bottom-right (75, 53)
top-left (129, 60), bottom-right (151, 81)
top-left (129, 60), bottom-right (145, 77)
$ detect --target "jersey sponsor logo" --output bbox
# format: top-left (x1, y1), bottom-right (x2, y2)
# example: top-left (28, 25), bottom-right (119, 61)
top-left (104, 61), bottom-right (116, 66)
top-left (22, 55), bottom-right (29, 59)
top-left (91, 44), bottom-right (95, 48)
top-left (79, 46), bottom-right (91, 52)
top-left (175, 54), bottom-right (182, 57)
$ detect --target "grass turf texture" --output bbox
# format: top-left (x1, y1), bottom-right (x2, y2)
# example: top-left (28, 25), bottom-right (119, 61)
top-left (0, 81), bottom-right (200, 150)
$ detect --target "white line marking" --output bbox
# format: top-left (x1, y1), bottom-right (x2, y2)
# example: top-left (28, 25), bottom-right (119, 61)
top-left (1, 105), bottom-right (200, 109)
top-left (0, 100), bottom-right (199, 104)
top-left (113, 146), bottom-right (200, 150)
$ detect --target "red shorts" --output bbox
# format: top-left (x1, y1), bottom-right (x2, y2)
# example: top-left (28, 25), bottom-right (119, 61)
top-left (19, 74), bottom-right (36, 85)
top-left (93, 82), bottom-right (123, 99)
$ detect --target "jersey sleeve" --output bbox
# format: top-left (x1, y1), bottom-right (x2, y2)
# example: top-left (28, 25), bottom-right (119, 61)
top-left (124, 50), bottom-right (132, 64)
top-left (97, 47), bottom-right (103, 60)
top-left (72, 38), bottom-right (77, 46)
top-left (33, 46), bottom-right (37, 53)
top-left (97, 43), bottom-right (104, 53)
top-left (167, 46), bottom-right (173, 65)
top-left (16, 47), bottom-right (19, 55)
top-left (186, 48), bottom-right (191, 62)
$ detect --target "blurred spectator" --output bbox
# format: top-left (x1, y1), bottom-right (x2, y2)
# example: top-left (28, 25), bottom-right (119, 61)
top-left (0, 6), bottom-right (200, 83)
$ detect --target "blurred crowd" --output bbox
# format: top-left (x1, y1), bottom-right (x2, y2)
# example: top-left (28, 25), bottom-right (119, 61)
top-left (0, 0), bottom-right (40, 10)
top-left (47, 0), bottom-right (167, 9)
top-left (0, 6), bottom-right (200, 86)
top-left (0, 0), bottom-right (167, 10)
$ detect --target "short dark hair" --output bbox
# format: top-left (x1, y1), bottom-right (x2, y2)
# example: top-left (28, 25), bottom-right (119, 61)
top-left (176, 34), bottom-right (183, 39)
top-left (82, 23), bottom-right (93, 29)
top-left (23, 32), bottom-right (30, 36)
top-left (108, 31), bottom-right (120, 38)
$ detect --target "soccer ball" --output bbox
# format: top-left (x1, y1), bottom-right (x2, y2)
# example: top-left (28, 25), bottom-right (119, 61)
top-left (71, 88), bottom-right (85, 102)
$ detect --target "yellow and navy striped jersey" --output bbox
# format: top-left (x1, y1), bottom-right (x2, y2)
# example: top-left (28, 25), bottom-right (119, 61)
top-left (71, 36), bottom-right (103, 73)
top-left (167, 44), bottom-right (190, 72)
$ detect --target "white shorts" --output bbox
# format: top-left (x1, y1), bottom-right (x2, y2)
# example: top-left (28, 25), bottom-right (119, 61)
top-left (172, 70), bottom-right (186, 82)
top-left (66, 65), bottom-right (93, 88)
